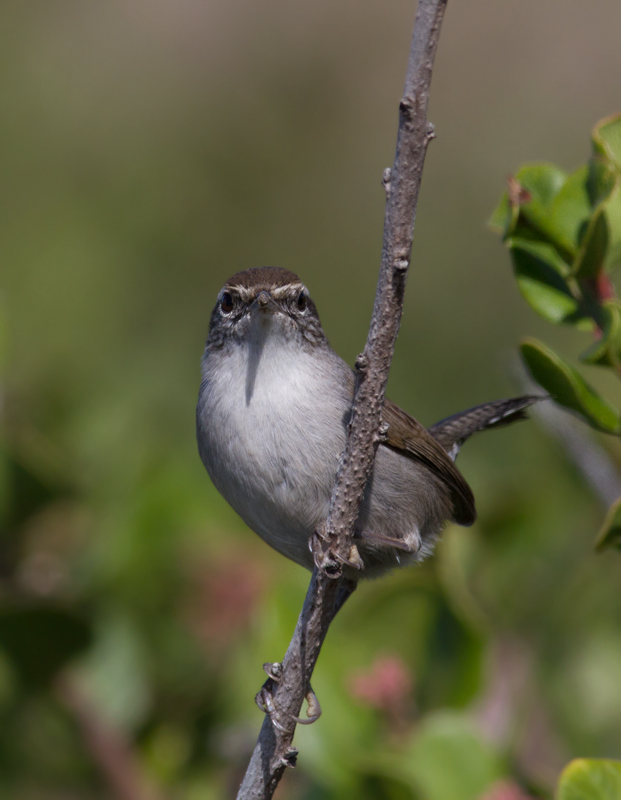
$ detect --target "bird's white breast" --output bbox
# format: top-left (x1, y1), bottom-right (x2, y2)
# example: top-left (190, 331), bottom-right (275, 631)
top-left (197, 318), bottom-right (351, 567)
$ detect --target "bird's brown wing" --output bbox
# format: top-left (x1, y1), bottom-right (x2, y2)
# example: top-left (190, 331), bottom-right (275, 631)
top-left (382, 398), bottom-right (476, 526)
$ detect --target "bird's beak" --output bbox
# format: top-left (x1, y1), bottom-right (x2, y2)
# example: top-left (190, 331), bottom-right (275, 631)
top-left (252, 290), bottom-right (276, 313)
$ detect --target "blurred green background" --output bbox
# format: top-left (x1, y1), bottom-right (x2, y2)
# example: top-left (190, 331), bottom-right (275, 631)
top-left (2, 1), bottom-right (621, 798)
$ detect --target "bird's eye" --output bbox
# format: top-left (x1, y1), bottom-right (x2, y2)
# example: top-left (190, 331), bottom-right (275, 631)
top-left (220, 292), bottom-right (234, 313)
top-left (297, 292), bottom-right (307, 311)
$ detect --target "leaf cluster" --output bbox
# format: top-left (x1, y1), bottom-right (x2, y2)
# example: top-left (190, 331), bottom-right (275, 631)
top-left (490, 114), bottom-right (621, 552)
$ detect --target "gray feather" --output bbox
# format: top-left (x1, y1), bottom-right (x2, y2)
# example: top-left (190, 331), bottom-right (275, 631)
top-left (428, 396), bottom-right (545, 461)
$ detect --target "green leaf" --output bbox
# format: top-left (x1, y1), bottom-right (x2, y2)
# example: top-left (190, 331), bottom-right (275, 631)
top-left (490, 165), bottom-right (567, 246)
top-left (602, 182), bottom-right (621, 272)
top-left (508, 239), bottom-right (581, 324)
top-left (557, 758), bottom-right (621, 800)
top-left (516, 163), bottom-right (568, 209)
top-left (548, 166), bottom-right (592, 256)
top-left (503, 164), bottom-right (592, 263)
top-left (520, 338), bottom-right (621, 434)
top-left (587, 157), bottom-right (617, 207)
top-left (490, 165), bottom-right (588, 257)
top-left (489, 191), bottom-right (517, 237)
top-left (513, 164), bottom-right (571, 255)
top-left (592, 114), bottom-right (621, 171)
top-left (580, 301), bottom-right (621, 367)
top-left (574, 172), bottom-right (621, 279)
top-left (573, 205), bottom-right (609, 280)
top-left (595, 497), bottom-right (621, 552)
top-left (0, 607), bottom-right (92, 688)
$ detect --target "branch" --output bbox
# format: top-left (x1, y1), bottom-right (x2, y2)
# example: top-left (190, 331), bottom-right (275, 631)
top-left (316, 0), bottom-right (445, 572)
top-left (237, 574), bottom-right (356, 799)
top-left (237, 2), bottom-right (448, 797)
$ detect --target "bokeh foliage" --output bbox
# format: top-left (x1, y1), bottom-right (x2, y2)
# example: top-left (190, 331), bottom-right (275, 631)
top-left (556, 759), bottom-right (621, 800)
top-left (2, 2), bottom-right (621, 799)
top-left (491, 115), bottom-right (621, 552)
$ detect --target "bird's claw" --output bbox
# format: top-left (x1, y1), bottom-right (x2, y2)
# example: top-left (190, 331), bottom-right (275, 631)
top-left (255, 673), bottom-right (322, 731)
top-left (291, 686), bottom-right (322, 725)
top-left (255, 680), bottom-right (292, 734)
top-left (263, 662), bottom-right (282, 682)
top-left (334, 543), bottom-right (364, 571)
top-left (310, 529), bottom-right (341, 576)
top-left (310, 529), bottom-right (364, 575)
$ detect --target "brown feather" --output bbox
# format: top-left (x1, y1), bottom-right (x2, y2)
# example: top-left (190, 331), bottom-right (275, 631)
top-left (382, 399), bottom-right (476, 526)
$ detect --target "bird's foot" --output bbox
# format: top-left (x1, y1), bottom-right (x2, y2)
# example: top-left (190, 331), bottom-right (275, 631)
top-left (292, 685), bottom-right (322, 725)
top-left (310, 528), bottom-right (364, 575)
top-left (263, 661), bottom-right (283, 682)
top-left (255, 664), bottom-right (322, 731)
top-left (255, 666), bottom-right (293, 734)
top-left (355, 530), bottom-right (415, 553)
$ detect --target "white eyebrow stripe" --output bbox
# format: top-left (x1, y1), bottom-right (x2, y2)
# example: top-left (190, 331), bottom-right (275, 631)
top-left (271, 284), bottom-right (305, 299)
top-left (228, 283), bottom-right (306, 302)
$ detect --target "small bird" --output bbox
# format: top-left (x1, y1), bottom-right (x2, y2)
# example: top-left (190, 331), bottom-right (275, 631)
top-left (197, 266), bottom-right (538, 579)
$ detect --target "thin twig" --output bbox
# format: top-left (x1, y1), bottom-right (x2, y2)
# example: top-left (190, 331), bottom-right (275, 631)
top-left (236, 2), bottom-right (448, 797)
top-left (316, 0), bottom-right (445, 573)
top-left (237, 575), bottom-right (356, 799)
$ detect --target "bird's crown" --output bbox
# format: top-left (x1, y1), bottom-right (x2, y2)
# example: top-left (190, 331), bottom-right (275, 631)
top-left (224, 267), bottom-right (304, 301)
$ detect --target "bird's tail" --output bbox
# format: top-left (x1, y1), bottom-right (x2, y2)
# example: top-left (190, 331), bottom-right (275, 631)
top-left (428, 395), bottom-right (544, 461)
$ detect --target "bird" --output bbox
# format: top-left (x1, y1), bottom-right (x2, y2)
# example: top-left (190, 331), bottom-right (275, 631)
top-left (196, 266), bottom-right (539, 579)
